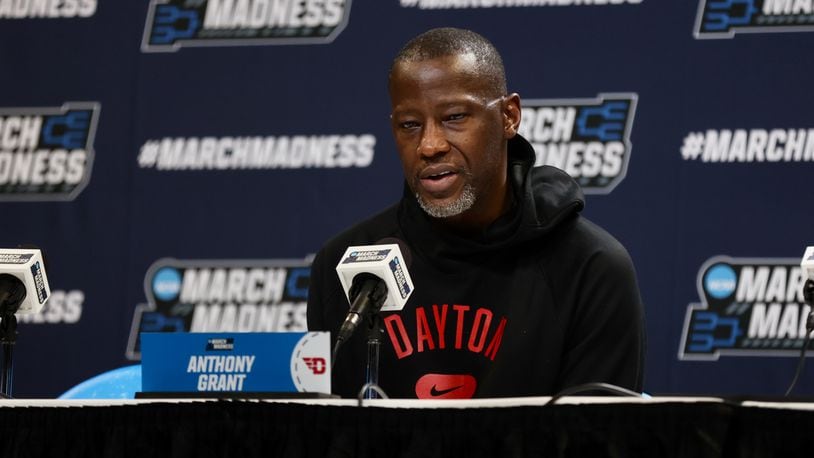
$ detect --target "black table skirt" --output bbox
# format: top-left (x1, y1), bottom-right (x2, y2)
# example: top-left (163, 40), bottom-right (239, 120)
top-left (0, 400), bottom-right (809, 458)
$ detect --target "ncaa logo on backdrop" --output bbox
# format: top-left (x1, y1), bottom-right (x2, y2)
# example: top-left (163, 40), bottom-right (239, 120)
top-left (0, 103), bottom-right (100, 201)
top-left (399, 0), bottom-right (642, 8)
top-left (127, 257), bottom-right (310, 359)
top-left (142, 0), bottom-right (351, 52)
top-left (517, 93), bottom-right (637, 194)
top-left (679, 256), bottom-right (811, 360)
top-left (695, 0), bottom-right (814, 39)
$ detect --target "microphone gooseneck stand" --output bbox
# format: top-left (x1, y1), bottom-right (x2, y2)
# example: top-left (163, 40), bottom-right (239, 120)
top-left (0, 273), bottom-right (24, 399)
top-left (785, 279), bottom-right (814, 396)
top-left (0, 313), bottom-right (15, 398)
top-left (362, 313), bottom-right (387, 400)
top-left (331, 274), bottom-right (390, 401)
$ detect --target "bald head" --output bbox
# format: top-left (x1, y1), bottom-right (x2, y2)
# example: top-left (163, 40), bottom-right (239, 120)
top-left (389, 27), bottom-right (507, 98)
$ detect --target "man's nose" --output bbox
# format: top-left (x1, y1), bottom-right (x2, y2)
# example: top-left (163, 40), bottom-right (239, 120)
top-left (417, 122), bottom-right (450, 157)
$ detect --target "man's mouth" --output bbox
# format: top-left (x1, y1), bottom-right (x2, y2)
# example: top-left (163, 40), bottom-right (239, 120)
top-left (419, 166), bottom-right (461, 195)
top-left (425, 170), bottom-right (454, 180)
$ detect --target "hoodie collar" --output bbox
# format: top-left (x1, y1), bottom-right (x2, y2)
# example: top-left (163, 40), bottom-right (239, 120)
top-left (398, 135), bottom-right (584, 263)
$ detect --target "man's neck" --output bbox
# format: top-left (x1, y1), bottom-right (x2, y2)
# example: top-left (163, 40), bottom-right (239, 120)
top-left (430, 186), bottom-right (514, 237)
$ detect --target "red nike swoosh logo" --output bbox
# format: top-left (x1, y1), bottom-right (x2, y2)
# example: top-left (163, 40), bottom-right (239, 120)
top-left (415, 374), bottom-right (477, 399)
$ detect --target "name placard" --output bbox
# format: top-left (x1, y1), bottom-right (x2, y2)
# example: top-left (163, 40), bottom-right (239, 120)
top-left (141, 332), bottom-right (330, 394)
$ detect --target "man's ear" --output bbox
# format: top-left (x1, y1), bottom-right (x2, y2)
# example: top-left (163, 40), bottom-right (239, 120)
top-left (503, 93), bottom-right (522, 139)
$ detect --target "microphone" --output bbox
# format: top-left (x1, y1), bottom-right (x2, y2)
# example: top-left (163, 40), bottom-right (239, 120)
top-left (785, 247), bottom-right (814, 396)
top-left (0, 248), bottom-right (51, 315)
top-left (801, 247), bottom-right (814, 329)
top-left (334, 241), bottom-right (414, 345)
top-left (801, 247), bottom-right (814, 287)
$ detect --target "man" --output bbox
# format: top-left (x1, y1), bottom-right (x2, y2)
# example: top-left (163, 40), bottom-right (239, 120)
top-left (307, 28), bottom-right (644, 399)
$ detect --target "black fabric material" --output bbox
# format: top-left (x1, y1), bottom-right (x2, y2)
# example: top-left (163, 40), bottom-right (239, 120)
top-left (308, 134), bottom-right (645, 399)
top-left (723, 405), bottom-right (814, 458)
top-left (1, 401), bottom-right (811, 457)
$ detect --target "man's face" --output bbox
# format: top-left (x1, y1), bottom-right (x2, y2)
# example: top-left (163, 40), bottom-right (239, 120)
top-left (389, 54), bottom-right (520, 227)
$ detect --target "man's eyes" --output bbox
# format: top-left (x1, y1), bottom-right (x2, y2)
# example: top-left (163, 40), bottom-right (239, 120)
top-left (396, 113), bottom-right (469, 130)
top-left (444, 113), bottom-right (467, 122)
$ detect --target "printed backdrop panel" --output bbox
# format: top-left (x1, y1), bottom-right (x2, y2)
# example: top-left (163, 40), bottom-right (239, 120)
top-left (1, 0), bottom-right (813, 398)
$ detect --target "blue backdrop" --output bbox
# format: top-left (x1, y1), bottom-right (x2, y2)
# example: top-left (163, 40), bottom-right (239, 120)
top-left (2, 0), bottom-right (813, 397)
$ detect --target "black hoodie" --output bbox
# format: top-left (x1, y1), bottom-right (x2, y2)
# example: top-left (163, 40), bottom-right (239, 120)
top-left (307, 135), bottom-right (644, 399)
